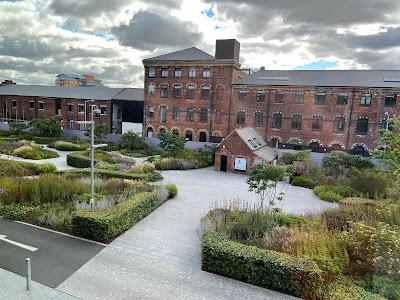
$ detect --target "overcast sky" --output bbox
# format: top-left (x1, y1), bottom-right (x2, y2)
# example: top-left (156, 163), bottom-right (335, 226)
top-left (1, 0), bottom-right (400, 87)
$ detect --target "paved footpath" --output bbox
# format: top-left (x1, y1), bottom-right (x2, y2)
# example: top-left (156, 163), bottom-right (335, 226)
top-left (0, 267), bottom-right (78, 300)
top-left (57, 168), bottom-right (336, 299)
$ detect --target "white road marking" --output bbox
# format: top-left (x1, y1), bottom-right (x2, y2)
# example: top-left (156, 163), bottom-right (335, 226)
top-left (0, 234), bottom-right (38, 252)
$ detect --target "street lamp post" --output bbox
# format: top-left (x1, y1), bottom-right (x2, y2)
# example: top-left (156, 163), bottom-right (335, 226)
top-left (84, 99), bottom-right (94, 130)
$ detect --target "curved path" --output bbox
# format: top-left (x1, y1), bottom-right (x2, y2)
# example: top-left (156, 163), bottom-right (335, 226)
top-left (57, 168), bottom-right (336, 300)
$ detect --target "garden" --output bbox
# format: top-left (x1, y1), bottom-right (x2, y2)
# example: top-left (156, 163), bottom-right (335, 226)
top-left (201, 118), bottom-right (400, 299)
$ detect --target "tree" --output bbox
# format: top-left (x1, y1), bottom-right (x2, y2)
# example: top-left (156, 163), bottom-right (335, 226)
top-left (378, 116), bottom-right (400, 178)
top-left (159, 132), bottom-right (185, 153)
top-left (9, 122), bottom-right (29, 136)
top-left (93, 124), bottom-right (108, 141)
top-left (30, 118), bottom-right (62, 137)
top-left (120, 131), bottom-right (146, 151)
top-left (322, 150), bottom-right (374, 178)
top-left (246, 164), bottom-right (290, 209)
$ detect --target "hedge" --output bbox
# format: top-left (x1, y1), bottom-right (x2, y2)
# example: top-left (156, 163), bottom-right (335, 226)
top-left (291, 175), bottom-right (316, 189)
top-left (201, 230), bottom-right (323, 299)
top-left (54, 141), bottom-right (88, 151)
top-left (32, 137), bottom-right (61, 144)
top-left (72, 192), bottom-right (160, 242)
top-left (0, 203), bottom-right (41, 221)
top-left (57, 168), bottom-right (162, 182)
top-left (66, 152), bottom-right (93, 168)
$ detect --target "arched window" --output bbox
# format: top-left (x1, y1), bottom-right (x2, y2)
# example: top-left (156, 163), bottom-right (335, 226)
top-left (147, 127), bottom-right (153, 138)
top-left (172, 129), bottom-right (179, 136)
top-left (185, 130), bottom-right (193, 141)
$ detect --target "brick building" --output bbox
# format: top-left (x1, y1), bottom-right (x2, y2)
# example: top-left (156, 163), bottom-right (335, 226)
top-left (0, 84), bottom-right (143, 134)
top-left (143, 40), bottom-right (400, 155)
top-left (55, 74), bottom-right (103, 87)
top-left (215, 127), bottom-right (277, 173)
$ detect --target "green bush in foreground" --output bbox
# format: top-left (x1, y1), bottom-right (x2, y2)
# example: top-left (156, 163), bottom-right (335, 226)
top-left (0, 159), bottom-right (55, 177)
top-left (314, 184), bottom-right (354, 202)
top-left (324, 276), bottom-right (384, 300)
top-left (54, 141), bottom-right (88, 151)
top-left (72, 192), bottom-right (160, 242)
top-left (165, 184), bottom-right (177, 198)
top-left (66, 152), bottom-right (92, 168)
top-left (0, 203), bottom-right (41, 221)
top-left (291, 175), bottom-right (316, 189)
top-left (201, 230), bottom-right (323, 299)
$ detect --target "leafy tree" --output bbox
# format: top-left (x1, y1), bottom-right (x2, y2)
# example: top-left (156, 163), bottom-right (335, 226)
top-left (9, 122), bottom-right (29, 136)
top-left (322, 150), bottom-right (374, 178)
top-left (378, 116), bottom-right (400, 178)
top-left (159, 132), bottom-right (185, 153)
top-left (30, 118), bottom-right (62, 138)
top-left (246, 164), bottom-right (290, 208)
top-left (120, 131), bottom-right (146, 151)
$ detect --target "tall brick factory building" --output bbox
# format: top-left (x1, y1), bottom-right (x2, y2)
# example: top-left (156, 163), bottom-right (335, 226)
top-left (143, 39), bottom-right (400, 155)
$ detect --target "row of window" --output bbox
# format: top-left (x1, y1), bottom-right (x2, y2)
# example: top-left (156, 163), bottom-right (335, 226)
top-left (148, 67), bottom-right (212, 79)
top-left (148, 83), bottom-right (215, 99)
top-left (236, 112), bottom-right (377, 135)
top-left (10, 100), bottom-right (107, 115)
top-left (156, 106), bottom-right (209, 123)
top-left (237, 91), bottom-right (397, 107)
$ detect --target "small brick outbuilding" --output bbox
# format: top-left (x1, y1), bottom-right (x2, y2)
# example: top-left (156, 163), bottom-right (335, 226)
top-left (214, 127), bottom-right (278, 174)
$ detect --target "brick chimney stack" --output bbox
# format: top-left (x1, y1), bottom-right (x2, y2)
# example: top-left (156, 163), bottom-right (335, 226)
top-left (215, 39), bottom-right (240, 62)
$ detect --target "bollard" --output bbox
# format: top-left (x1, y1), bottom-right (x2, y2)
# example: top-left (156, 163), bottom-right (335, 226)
top-left (25, 258), bottom-right (31, 291)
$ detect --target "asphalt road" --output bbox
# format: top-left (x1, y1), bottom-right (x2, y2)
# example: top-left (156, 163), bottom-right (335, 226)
top-left (0, 219), bottom-right (104, 288)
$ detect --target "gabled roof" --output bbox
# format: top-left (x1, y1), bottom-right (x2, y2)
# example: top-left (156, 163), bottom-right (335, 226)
top-left (233, 69), bottom-right (400, 88)
top-left (112, 88), bottom-right (144, 101)
top-left (0, 84), bottom-right (124, 100)
top-left (143, 47), bottom-right (215, 63)
top-left (235, 127), bottom-right (266, 151)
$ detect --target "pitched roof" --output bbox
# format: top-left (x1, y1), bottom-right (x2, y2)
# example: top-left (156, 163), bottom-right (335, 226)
top-left (233, 69), bottom-right (400, 88)
top-left (112, 88), bottom-right (144, 101)
top-left (143, 47), bottom-right (215, 62)
top-left (235, 127), bottom-right (266, 151)
top-left (0, 84), bottom-right (124, 100)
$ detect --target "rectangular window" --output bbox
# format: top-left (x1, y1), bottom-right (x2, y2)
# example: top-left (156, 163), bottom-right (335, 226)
top-left (337, 93), bottom-right (348, 105)
top-left (67, 119), bottom-right (74, 130)
top-left (237, 111), bottom-right (245, 125)
top-left (239, 91), bottom-right (247, 101)
top-left (311, 116), bottom-right (323, 131)
top-left (187, 86), bottom-right (195, 99)
top-left (215, 109), bottom-right (221, 124)
top-left (186, 108), bottom-right (194, 121)
top-left (100, 106), bottom-right (107, 115)
top-left (68, 104), bottom-right (74, 112)
top-left (360, 93), bottom-right (372, 106)
top-left (203, 68), bottom-right (211, 78)
top-left (38, 102), bottom-right (44, 110)
top-left (79, 123), bottom-right (85, 130)
top-left (292, 115), bottom-right (302, 130)
top-left (201, 86), bottom-right (210, 99)
top-left (294, 92), bottom-right (304, 104)
top-left (29, 101), bottom-right (35, 109)
top-left (272, 113), bottom-right (282, 129)
top-left (356, 118), bottom-right (368, 135)
top-left (334, 117), bottom-right (345, 132)
top-left (315, 92), bottom-right (326, 105)
top-left (148, 83), bottom-right (155, 95)
top-left (78, 104), bottom-right (85, 113)
top-left (160, 85), bottom-right (168, 98)
top-left (385, 94), bottom-right (397, 107)
top-left (200, 108), bottom-right (208, 123)
top-left (254, 112), bottom-right (263, 127)
top-left (160, 106), bottom-right (167, 123)
top-left (12, 100), bottom-right (17, 108)
top-left (256, 92), bottom-right (265, 102)
top-left (173, 86), bottom-right (182, 98)
top-left (147, 106), bottom-right (155, 118)
top-left (174, 68), bottom-right (182, 77)
top-left (188, 67), bottom-right (196, 78)
top-left (172, 106), bottom-right (179, 120)
top-left (161, 68), bottom-right (168, 77)
top-left (275, 91), bottom-right (284, 103)
top-left (148, 67), bottom-right (155, 78)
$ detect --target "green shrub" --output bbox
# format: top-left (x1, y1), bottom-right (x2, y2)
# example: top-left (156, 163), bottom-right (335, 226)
top-left (72, 192), bottom-right (160, 242)
top-left (153, 157), bottom-right (180, 170)
top-left (165, 184), bottom-right (177, 198)
top-left (120, 131), bottom-right (149, 152)
top-left (58, 168), bottom-right (162, 182)
top-left (36, 163), bottom-right (57, 174)
top-left (369, 276), bottom-right (400, 300)
top-left (67, 152), bottom-right (92, 168)
top-left (275, 214), bottom-right (323, 228)
top-left (281, 150), bottom-right (311, 165)
top-left (349, 172), bottom-right (390, 198)
top-left (0, 174), bottom-right (88, 205)
top-left (201, 230), bottom-right (323, 299)
top-left (339, 197), bottom-right (377, 206)
top-left (291, 176), bottom-right (316, 189)
top-left (324, 276), bottom-right (385, 300)
top-left (314, 184), bottom-right (354, 202)
top-left (30, 118), bottom-right (62, 138)
top-left (159, 132), bottom-right (185, 153)
top-left (322, 151), bottom-right (374, 178)
top-left (33, 137), bottom-right (61, 144)
top-left (54, 141), bottom-right (88, 151)
top-left (0, 203), bottom-right (41, 221)
top-left (0, 159), bottom-right (47, 177)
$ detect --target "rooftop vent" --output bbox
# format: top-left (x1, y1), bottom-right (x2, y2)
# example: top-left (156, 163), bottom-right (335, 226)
top-left (260, 66), bottom-right (265, 71)
top-left (383, 77), bottom-right (400, 82)
top-left (258, 76), bottom-right (289, 81)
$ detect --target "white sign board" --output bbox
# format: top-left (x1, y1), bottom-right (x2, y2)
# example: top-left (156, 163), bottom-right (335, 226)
top-left (234, 157), bottom-right (247, 171)
top-left (122, 122), bottom-right (143, 135)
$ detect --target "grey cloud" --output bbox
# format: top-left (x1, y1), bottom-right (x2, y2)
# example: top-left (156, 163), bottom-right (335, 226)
top-left (111, 10), bottom-right (203, 51)
top-left (0, 36), bottom-right (64, 59)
